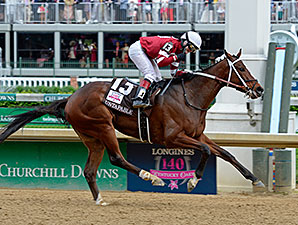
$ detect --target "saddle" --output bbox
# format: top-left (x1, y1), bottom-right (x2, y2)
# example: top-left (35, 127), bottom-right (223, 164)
top-left (103, 78), bottom-right (166, 143)
top-left (103, 78), bottom-right (165, 116)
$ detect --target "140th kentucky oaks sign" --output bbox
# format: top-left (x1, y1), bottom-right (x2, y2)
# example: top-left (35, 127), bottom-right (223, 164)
top-left (127, 143), bottom-right (216, 194)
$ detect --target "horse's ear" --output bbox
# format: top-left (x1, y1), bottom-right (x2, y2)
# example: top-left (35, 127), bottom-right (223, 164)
top-left (224, 49), bottom-right (233, 60)
top-left (236, 49), bottom-right (242, 58)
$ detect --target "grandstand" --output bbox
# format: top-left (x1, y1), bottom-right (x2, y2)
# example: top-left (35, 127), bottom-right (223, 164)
top-left (0, 1), bottom-right (297, 82)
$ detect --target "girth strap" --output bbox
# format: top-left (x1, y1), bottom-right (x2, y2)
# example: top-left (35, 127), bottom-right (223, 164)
top-left (137, 108), bottom-right (152, 143)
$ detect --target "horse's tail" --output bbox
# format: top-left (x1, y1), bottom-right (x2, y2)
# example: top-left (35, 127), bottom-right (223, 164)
top-left (0, 98), bottom-right (69, 143)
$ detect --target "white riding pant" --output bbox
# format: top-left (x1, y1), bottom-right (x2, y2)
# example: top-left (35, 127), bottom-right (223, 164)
top-left (128, 40), bottom-right (162, 83)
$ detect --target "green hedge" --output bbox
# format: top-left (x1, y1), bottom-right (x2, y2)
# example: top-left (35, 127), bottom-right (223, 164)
top-left (0, 101), bottom-right (50, 108)
top-left (0, 86), bottom-right (77, 108)
top-left (290, 105), bottom-right (298, 114)
top-left (9, 85), bottom-right (77, 94)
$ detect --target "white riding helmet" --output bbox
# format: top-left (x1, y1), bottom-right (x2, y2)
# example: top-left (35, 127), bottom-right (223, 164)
top-left (180, 31), bottom-right (202, 52)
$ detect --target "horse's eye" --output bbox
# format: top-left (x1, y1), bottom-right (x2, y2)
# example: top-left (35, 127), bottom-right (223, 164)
top-left (239, 68), bottom-right (245, 72)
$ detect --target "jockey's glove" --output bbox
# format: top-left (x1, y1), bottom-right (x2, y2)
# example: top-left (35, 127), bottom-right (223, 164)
top-left (175, 70), bottom-right (186, 77)
top-left (177, 53), bottom-right (186, 61)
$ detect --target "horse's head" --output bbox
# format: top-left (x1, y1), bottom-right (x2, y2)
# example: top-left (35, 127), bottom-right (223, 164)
top-left (221, 49), bottom-right (264, 99)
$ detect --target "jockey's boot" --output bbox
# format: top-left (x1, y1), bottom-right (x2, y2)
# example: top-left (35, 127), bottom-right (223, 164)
top-left (132, 79), bottom-right (151, 108)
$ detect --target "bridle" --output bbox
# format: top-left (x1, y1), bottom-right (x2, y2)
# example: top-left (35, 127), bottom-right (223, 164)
top-left (190, 57), bottom-right (258, 95)
top-left (226, 58), bottom-right (258, 94)
top-left (181, 57), bottom-right (259, 111)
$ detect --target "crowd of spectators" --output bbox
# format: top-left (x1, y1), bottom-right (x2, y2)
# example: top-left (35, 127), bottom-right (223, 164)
top-left (0, 0), bottom-right (297, 24)
top-left (5, 0), bottom-right (298, 70)
top-left (60, 37), bottom-right (98, 67)
top-left (271, 0), bottom-right (298, 22)
top-left (0, 0), bottom-right (229, 24)
top-left (104, 40), bottom-right (130, 68)
top-left (59, 36), bottom-right (131, 68)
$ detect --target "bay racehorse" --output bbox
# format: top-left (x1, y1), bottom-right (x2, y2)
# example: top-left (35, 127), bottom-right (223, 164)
top-left (0, 49), bottom-right (264, 205)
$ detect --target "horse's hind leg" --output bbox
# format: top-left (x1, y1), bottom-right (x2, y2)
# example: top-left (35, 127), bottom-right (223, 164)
top-left (75, 130), bottom-right (108, 205)
top-left (200, 134), bottom-right (265, 187)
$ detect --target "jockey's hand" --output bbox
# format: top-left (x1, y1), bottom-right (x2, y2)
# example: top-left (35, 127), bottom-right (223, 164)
top-left (177, 53), bottom-right (186, 61)
top-left (175, 70), bottom-right (186, 77)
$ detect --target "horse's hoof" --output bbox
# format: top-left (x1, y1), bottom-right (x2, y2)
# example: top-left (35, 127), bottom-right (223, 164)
top-left (96, 199), bottom-right (109, 206)
top-left (151, 175), bottom-right (165, 186)
top-left (187, 177), bottom-right (201, 192)
top-left (253, 180), bottom-right (265, 188)
top-left (139, 170), bottom-right (165, 186)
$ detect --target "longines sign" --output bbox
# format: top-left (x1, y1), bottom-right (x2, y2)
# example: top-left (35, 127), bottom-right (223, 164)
top-left (127, 143), bottom-right (216, 194)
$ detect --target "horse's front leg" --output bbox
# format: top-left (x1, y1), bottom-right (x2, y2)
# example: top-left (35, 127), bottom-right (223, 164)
top-left (103, 126), bottom-right (165, 187)
top-left (165, 132), bottom-right (211, 192)
top-left (200, 134), bottom-right (265, 188)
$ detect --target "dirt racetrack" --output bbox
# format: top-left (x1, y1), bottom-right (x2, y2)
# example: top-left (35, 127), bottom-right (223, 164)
top-left (0, 188), bottom-right (298, 225)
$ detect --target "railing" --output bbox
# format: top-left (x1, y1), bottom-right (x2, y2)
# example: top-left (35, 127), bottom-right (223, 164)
top-left (0, 59), bottom-right (211, 80)
top-left (0, 76), bottom-right (138, 89)
top-left (0, 77), bottom-right (71, 88)
top-left (7, 128), bottom-right (298, 148)
top-left (14, 58), bottom-right (138, 69)
top-left (0, 1), bottom-right (296, 25)
top-left (0, 2), bottom-right (196, 24)
top-left (5, 52), bottom-right (214, 70)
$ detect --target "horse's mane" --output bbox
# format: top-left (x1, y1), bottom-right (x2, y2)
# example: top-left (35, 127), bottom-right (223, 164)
top-left (201, 54), bottom-right (225, 72)
top-left (201, 53), bottom-right (240, 72)
top-left (179, 54), bottom-right (227, 81)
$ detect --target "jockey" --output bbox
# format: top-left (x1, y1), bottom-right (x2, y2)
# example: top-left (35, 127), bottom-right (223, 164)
top-left (128, 31), bottom-right (202, 108)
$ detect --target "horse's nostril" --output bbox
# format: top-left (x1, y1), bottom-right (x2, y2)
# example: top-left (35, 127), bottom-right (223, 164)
top-left (256, 86), bottom-right (264, 93)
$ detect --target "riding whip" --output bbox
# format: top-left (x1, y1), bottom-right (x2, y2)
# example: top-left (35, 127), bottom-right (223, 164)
top-left (160, 69), bottom-right (192, 95)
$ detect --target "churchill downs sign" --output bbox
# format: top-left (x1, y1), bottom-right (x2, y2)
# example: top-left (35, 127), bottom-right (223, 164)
top-left (0, 142), bottom-right (127, 190)
top-left (0, 164), bottom-right (119, 179)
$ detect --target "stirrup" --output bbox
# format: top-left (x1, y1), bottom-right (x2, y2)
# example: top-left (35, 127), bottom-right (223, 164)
top-left (133, 99), bottom-right (151, 108)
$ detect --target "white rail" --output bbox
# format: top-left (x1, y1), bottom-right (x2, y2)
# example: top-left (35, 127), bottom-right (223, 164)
top-left (6, 128), bottom-right (298, 148)
top-left (0, 77), bottom-right (70, 88)
top-left (0, 77), bottom-right (116, 88)
top-left (77, 77), bottom-right (113, 87)
top-left (0, 77), bottom-right (141, 89)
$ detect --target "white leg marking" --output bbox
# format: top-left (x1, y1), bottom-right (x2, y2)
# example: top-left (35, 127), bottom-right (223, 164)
top-left (187, 174), bottom-right (202, 192)
top-left (139, 169), bottom-right (165, 186)
top-left (95, 193), bottom-right (108, 206)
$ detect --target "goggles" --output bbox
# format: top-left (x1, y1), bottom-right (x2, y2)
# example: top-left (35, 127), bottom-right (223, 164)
top-left (188, 43), bottom-right (198, 53)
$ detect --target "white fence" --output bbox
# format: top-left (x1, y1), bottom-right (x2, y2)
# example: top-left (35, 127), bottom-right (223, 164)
top-left (0, 77), bottom-right (116, 88)
top-left (77, 77), bottom-right (113, 87)
top-left (0, 77), bottom-right (70, 88)
top-left (0, 76), bottom-right (141, 89)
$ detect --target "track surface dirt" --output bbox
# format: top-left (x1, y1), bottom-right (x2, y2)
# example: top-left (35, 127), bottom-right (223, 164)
top-left (0, 188), bottom-right (298, 225)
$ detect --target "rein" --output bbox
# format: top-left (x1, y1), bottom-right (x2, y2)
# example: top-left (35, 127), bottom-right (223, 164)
top-left (191, 71), bottom-right (245, 89)
top-left (180, 57), bottom-right (258, 111)
top-left (181, 78), bottom-right (209, 111)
